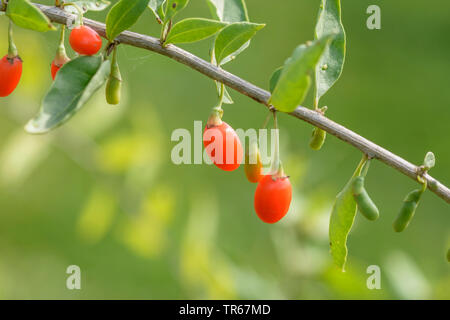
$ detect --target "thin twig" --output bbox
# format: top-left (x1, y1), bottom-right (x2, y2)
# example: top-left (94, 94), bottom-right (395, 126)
top-left (4, 4), bottom-right (450, 204)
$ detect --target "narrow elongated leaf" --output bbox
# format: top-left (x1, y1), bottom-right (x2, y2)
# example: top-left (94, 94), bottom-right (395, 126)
top-left (164, 0), bottom-right (189, 22)
top-left (206, 0), bottom-right (248, 23)
top-left (165, 18), bottom-right (227, 44)
top-left (329, 159), bottom-right (365, 271)
top-left (269, 67), bottom-right (283, 93)
top-left (214, 22), bottom-right (264, 65)
top-left (106, 0), bottom-right (149, 41)
top-left (269, 36), bottom-right (333, 113)
top-left (6, 0), bottom-right (55, 32)
top-left (148, 0), bottom-right (166, 21)
top-left (64, 0), bottom-right (111, 14)
top-left (25, 56), bottom-right (110, 134)
top-left (315, 0), bottom-right (346, 101)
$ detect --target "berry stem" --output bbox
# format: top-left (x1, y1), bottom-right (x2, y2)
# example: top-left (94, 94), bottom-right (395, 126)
top-left (207, 83), bottom-right (225, 127)
top-left (63, 2), bottom-right (84, 25)
top-left (109, 46), bottom-right (121, 81)
top-left (361, 158), bottom-right (371, 177)
top-left (56, 25), bottom-right (67, 56)
top-left (7, 19), bottom-right (18, 58)
top-left (270, 111), bottom-right (285, 179)
top-left (354, 154), bottom-right (368, 179)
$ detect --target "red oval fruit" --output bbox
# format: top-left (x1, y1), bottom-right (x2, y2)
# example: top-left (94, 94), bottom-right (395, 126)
top-left (203, 121), bottom-right (243, 171)
top-left (51, 57), bottom-right (70, 80)
top-left (69, 26), bottom-right (102, 56)
top-left (51, 61), bottom-right (59, 80)
top-left (254, 175), bottom-right (292, 224)
top-left (0, 54), bottom-right (23, 97)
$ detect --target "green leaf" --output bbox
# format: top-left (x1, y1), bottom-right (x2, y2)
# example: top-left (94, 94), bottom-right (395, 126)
top-left (329, 158), bottom-right (365, 271)
top-left (165, 18), bottom-right (227, 44)
top-left (269, 36), bottom-right (333, 113)
top-left (164, 0), bottom-right (189, 22)
top-left (269, 67), bottom-right (283, 93)
top-left (314, 0), bottom-right (346, 102)
top-left (214, 22), bottom-right (264, 65)
top-left (6, 0), bottom-right (55, 32)
top-left (148, 0), bottom-right (166, 21)
top-left (64, 0), bottom-right (111, 14)
top-left (423, 151), bottom-right (435, 170)
top-left (25, 56), bottom-right (110, 134)
top-left (106, 0), bottom-right (149, 41)
top-left (206, 0), bottom-right (248, 23)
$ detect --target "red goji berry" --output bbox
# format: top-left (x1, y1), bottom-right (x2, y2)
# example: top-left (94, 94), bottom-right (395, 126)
top-left (203, 121), bottom-right (243, 172)
top-left (69, 26), bottom-right (102, 56)
top-left (254, 174), bottom-right (292, 224)
top-left (0, 55), bottom-right (22, 97)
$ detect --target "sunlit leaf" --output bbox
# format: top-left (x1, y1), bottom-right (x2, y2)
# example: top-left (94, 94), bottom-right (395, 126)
top-left (165, 18), bottom-right (227, 44)
top-left (25, 56), bottom-right (110, 134)
top-left (206, 0), bottom-right (248, 23)
top-left (214, 22), bottom-right (264, 65)
top-left (315, 0), bottom-right (346, 101)
top-left (64, 0), bottom-right (111, 14)
top-left (148, 0), bottom-right (166, 22)
top-left (329, 158), bottom-right (365, 271)
top-left (269, 35), bottom-right (332, 112)
top-left (164, 0), bottom-right (189, 22)
top-left (106, 0), bottom-right (149, 41)
top-left (6, 0), bottom-right (55, 32)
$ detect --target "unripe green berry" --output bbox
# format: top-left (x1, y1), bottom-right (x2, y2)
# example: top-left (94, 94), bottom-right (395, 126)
top-left (393, 189), bottom-right (423, 232)
top-left (310, 127), bottom-right (326, 150)
top-left (352, 176), bottom-right (380, 221)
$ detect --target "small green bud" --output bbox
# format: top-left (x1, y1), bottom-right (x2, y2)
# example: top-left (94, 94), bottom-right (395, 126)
top-left (310, 127), bottom-right (326, 150)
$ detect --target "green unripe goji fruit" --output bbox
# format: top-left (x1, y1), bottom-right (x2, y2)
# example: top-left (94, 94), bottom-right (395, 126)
top-left (106, 75), bottom-right (122, 105)
top-left (309, 127), bottom-right (326, 150)
top-left (393, 189), bottom-right (422, 232)
top-left (352, 176), bottom-right (380, 221)
top-left (106, 48), bottom-right (122, 105)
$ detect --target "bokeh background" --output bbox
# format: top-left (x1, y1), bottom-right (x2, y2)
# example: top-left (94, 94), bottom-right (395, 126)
top-left (0, 0), bottom-right (449, 299)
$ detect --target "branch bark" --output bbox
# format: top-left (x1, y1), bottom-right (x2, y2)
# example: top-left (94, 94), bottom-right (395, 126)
top-left (6, 4), bottom-right (450, 204)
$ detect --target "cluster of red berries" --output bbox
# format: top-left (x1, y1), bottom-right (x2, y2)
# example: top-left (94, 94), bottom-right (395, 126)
top-left (203, 114), bottom-right (292, 224)
top-left (1, 24), bottom-right (102, 97)
top-left (52, 25), bottom-right (102, 79)
top-left (2, 22), bottom-right (291, 224)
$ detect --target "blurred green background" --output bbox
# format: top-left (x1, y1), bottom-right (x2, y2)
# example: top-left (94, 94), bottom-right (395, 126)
top-left (0, 0), bottom-right (449, 299)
